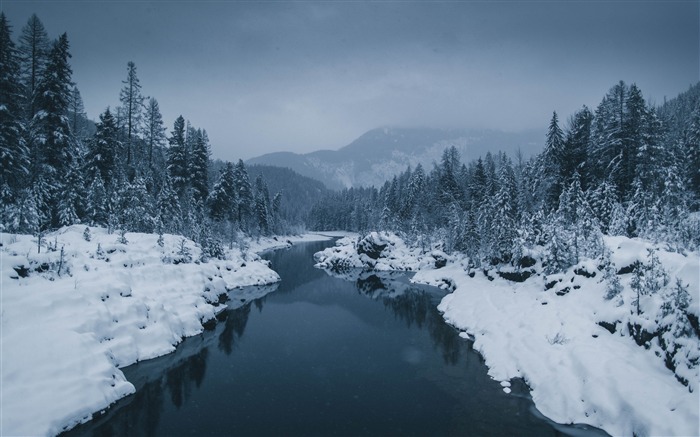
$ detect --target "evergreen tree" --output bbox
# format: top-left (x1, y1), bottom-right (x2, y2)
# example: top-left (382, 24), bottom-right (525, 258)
top-left (254, 174), bottom-right (270, 235)
top-left (34, 33), bottom-right (80, 227)
top-left (562, 106), bottom-right (592, 188)
top-left (145, 97), bottom-right (166, 166)
top-left (233, 159), bottom-right (253, 230)
top-left (120, 177), bottom-right (154, 232)
top-left (167, 115), bottom-right (188, 198)
top-left (683, 105), bottom-right (700, 207)
top-left (157, 173), bottom-right (182, 233)
top-left (0, 13), bottom-right (30, 216)
top-left (540, 111), bottom-right (566, 209)
top-left (85, 173), bottom-right (108, 225)
top-left (469, 157), bottom-right (487, 206)
top-left (119, 61), bottom-right (144, 166)
top-left (208, 161), bottom-right (236, 222)
top-left (68, 86), bottom-right (87, 140)
top-left (189, 128), bottom-right (209, 205)
top-left (85, 108), bottom-right (120, 189)
top-left (488, 156), bottom-right (517, 262)
top-left (18, 13), bottom-right (49, 120)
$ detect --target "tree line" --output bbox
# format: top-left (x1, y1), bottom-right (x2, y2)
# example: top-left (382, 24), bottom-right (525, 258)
top-left (0, 13), bottom-right (284, 255)
top-left (310, 81), bottom-right (700, 271)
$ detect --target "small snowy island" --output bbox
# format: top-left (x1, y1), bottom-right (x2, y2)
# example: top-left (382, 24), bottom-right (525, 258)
top-left (315, 232), bottom-right (700, 436)
top-left (0, 226), bottom-right (328, 436)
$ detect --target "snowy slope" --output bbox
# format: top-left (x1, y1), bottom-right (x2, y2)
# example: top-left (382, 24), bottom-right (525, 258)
top-left (0, 226), bottom-right (328, 436)
top-left (315, 233), bottom-right (700, 436)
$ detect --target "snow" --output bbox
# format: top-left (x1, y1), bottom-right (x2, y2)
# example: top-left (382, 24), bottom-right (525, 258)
top-left (0, 225), bottom-right (304, 436)
top-left (245, 231), bottom-right (339, 254)
top-left (314, 231), bottom-right (442, 272)
top-left (316, 232), bottom-right (700, 436)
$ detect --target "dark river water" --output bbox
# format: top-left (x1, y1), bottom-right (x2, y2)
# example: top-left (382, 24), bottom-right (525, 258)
top-left (65, 239), bottom-right (606, 437)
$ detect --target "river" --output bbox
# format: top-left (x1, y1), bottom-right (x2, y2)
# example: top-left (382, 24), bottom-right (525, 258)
top-left (64, 239), bottom-right (605, 436)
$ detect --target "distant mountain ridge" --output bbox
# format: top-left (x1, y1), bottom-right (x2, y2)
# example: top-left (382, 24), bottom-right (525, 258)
top-left (247, 127), bottom-right (542, 189)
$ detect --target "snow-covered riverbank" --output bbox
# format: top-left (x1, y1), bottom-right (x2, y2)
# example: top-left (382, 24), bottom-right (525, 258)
top-left (0, 226), bottom-right (330, 436)
top-left (314, 232), bottom-right (700, 436)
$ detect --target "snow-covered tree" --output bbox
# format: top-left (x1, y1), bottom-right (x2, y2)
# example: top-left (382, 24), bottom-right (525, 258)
top-left (18, 13), bottom-right (49, 120)
top-left (0, 13), bottom-right (30, 211)
top-left (167, 115), bottom-right (188, 198)
top-left (145, 97), bottom-right (166, 166)
top-left (119, 61), bottom-right (144, 166)
top-left (208, 161), bottom-right (237, 222)
top-left (189, 128), bottom-right (209, 205)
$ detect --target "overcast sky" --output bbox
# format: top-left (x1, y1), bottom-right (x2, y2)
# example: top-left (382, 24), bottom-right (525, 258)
top-left (2, 1), bottom-right (698, 161)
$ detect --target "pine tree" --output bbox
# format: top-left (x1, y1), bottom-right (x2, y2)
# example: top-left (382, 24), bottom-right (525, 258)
top-left (34, 33), bottom-right (79, 227)
top-left (590, 83), bottom-right (626, 191)
top-left (85, 108), bottom-right (120, 189)
top-left (254, 174), bottom-right (270, 235)
top-left (18, 14), bottom-right (49, 120)
top-left (167, 115), bottom-right (188, 198)
top-left (68, 86), bottom-right (87, 139)
top-left (119, 61), bottom-right (144, 166)
top-left (120, 177), bottom-right (154, 232)
top-left (488, 156), bottom-right (517, 263)
top-left (233, 159), bottom-right (253, 230)
top-left (562, 106), bottom-right (592, 188)
top-left (271, 191), bottom-right (282, 233)
top-left (189, 128), bottom-right (209, 205)
top-left (208, 161), bottom-right (236, 222)
top-left (145, 97), bottom-right (166, 166)
top-left (0, 14), bottom-right (30, 209)
top-left (85, 173), bottom-right (108, 225)
top-left (683, 105), bottom-right (700, 207)
top-left (469, 157), bottom-right (487, 206)
top-left (157, 173), bottom-right (182, 233)
top-left (8, 188), bottom-right (40, 233)
top-left (540, 111), bottom-right (566, 210)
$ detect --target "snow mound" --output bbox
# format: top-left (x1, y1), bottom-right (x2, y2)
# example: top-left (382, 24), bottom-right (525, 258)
top-left (0, 226), bottom-right (281, 436)
top-left (314, 231), bottom-right (443, 272)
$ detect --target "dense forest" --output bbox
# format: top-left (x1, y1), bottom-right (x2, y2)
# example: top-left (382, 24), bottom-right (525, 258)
top-left (309, 81), bottom-right (700, 270)
top-left (2, 12), bottom-right (699, 274)
top-left (0, 13), bottom-right (288, 256)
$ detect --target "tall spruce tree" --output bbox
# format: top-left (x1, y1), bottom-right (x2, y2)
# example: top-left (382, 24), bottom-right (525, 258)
top-left (119, 61), bottom-right (144, 167)
top-left (167, 115), bottom-right (188, 199)
top-left (208, 161), bottom-right (236, 222)
top-left (0, 13), bottom-right (30, 218)
top-left (145, 97), bottom-right (166, 167)
top-left (34, 33), bottom-right (81, 227)
top-left (233, 159), bottom-right (253, 230)
top-left (189, 128), bottom-right (209, 205)
top-left (85, 108), bottom-right (120, 189)
top-left (18, 14), bottom-right (49, 120)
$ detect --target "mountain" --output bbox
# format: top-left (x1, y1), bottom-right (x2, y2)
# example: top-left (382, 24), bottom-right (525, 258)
top-left (247, 127), bottom-right (543, 189)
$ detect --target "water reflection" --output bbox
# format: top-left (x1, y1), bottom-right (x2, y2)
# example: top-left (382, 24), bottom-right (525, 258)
top-left (324, 268), bottom-right (463, 366)
top-left (217, 303), bottom-right (252, 355)
top-left (64, 300), bottom-right (257, 437)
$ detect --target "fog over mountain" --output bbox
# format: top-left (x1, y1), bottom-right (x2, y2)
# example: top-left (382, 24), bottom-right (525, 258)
top-left (247, 127), bottom-right (542, 189)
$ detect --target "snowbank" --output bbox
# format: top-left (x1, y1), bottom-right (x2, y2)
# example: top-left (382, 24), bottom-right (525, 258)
top-left (316, 233), bottom-right (700, 436)
top-left (0, 226), bottom-right (282, 436)
top-left (314, 231), bottom-right (445, 272)
top-left (246, 232), bottom-right (336, 254)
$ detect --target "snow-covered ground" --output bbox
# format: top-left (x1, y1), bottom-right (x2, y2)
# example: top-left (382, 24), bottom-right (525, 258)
top-left (0, 226), bottom-right (329, 436)
top-left (315, 232), bottom-right (700, 436)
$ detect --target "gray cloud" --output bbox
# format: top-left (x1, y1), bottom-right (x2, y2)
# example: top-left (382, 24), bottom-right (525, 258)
top-left (2, 1), bottom-right (698, 161)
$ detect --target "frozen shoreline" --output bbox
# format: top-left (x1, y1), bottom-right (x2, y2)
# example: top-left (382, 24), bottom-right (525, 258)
top-left (314, 232), bottom-right (700, 436)
top-left (0, 226), bottom-right (330, 436)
